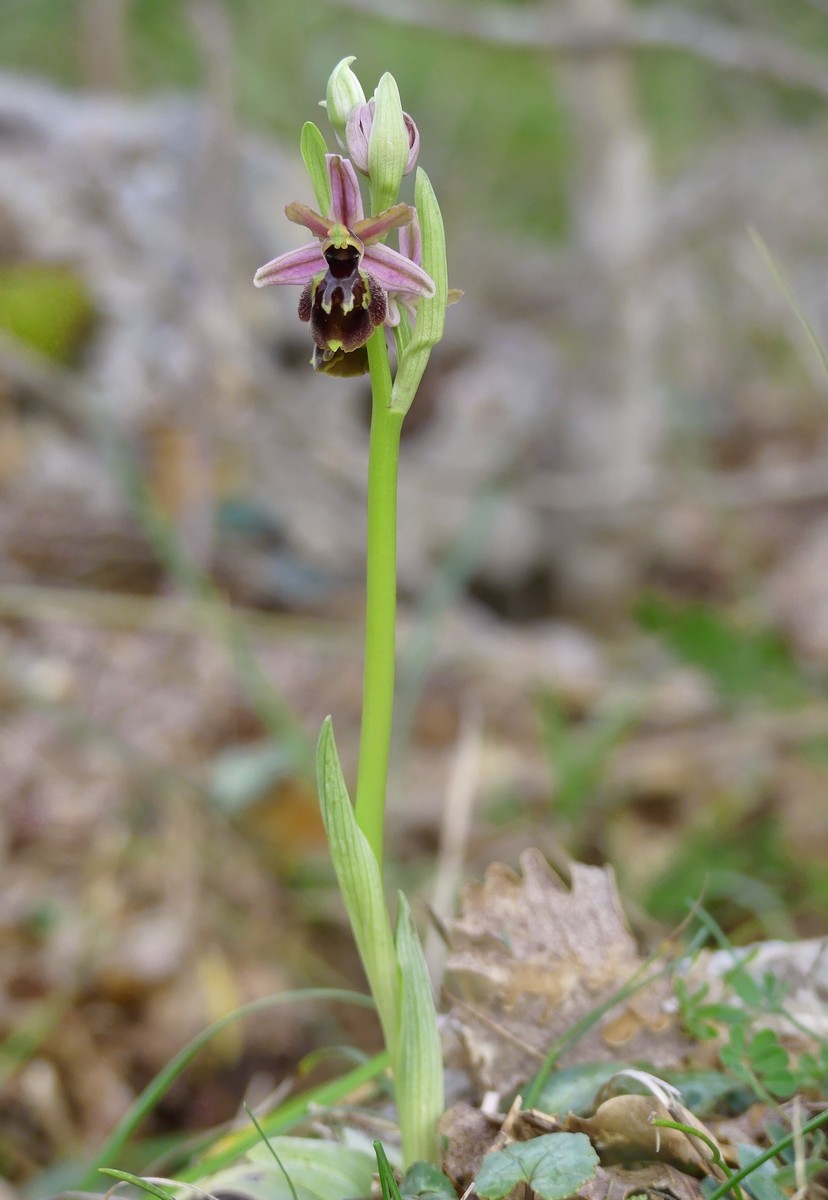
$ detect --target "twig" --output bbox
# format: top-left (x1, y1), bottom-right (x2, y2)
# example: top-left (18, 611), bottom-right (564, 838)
top-left (425, 709), bottom-right (482, 986)
top-left (327, 0), bottom-right (828, 102)
top-left (0, 581), bottom-right (356, 649)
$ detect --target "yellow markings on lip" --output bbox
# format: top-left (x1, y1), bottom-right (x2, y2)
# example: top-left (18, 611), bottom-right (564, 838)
top-left (322, 223), bottom-right (365, 255)
top-left (320, 294), bottom-right (356, 316)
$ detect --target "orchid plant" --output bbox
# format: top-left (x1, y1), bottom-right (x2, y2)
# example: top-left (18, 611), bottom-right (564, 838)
top-left (255, 60), bottom-right (454, 1168)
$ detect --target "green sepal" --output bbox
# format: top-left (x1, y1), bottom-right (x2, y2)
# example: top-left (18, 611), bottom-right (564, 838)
top-left (301, 121), bottom-right (332, 217)
top-left (316, 718), bottom-right (400, 1060)
top-left (391, 169), bottom-right (448, 415)
top-left (395, 893), bottom-right (444, 1168)
top-left (369, 73), bottom-right (408, 216)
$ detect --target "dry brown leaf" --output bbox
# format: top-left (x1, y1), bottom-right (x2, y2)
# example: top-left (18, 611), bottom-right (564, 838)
top-left (566, 1095), bottom-right (721, 1179)
top-left (440, 1097), bottom-right (568, 1195)
top-left (440, 1103), bottom-right (500, 1192)
top-left (575, 1162), bottom-right (706, 1200)
top-left (445, 851), bottom-right (686, 1093)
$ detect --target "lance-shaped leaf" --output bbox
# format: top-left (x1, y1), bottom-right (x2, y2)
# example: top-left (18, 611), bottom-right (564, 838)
top-left (395, 893), bottom-right (444, 1168)
top-left (391, 169), bottom-right (448, 415)
top-left (316, 718), bottom-right (399, 1060)
top-left (375, 1140), bottom-right (405, 1200)
top-left (301, 122), bottom-right (332, 217)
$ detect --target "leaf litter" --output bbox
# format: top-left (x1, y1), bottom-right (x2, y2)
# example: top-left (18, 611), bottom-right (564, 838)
top-left (438, 852), bottom-right (828, 1200)
top-left (444, 850), bottom-right (687, 1095)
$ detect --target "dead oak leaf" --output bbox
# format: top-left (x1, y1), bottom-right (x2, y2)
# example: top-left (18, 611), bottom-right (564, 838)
top-left (577, 1163), bottom-right (706, 1200)
top-left (440, 1103), bottom-right (500, 1192)
top-left (445, 851), bottom-right (686, 1094)
top-left (565, 1095), bottom-right (723, 1179)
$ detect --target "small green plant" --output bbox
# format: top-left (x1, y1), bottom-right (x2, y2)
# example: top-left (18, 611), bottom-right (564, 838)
top-left (474, 1135), bottom-right (599, 1200)
top-left (651, 1110), bottom-right (828, 1200)
top-left (718, 1026), bottom-right (797, 1101)
top-left (634, 595), bottom-right (810, 711)
top-left (676, 919), bottom-right (828, 1105)
top-left (705, 1107), bottom-right (828, 1200)
top-left (253, 57), bottom-right (453, 1168)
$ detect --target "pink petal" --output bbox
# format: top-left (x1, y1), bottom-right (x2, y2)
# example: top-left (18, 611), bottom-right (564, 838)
top-left (344, 101), bottom-right (372, 173)
top-left (254, 241), bottom-right (324, 287)
top-left (403, 113), bottom-right (420, 175)
top-left (327, 155), bottom-right (364, 228)
top-left (363, 243), bottom-right (435, 297)
top-left (398, 210), bottom-right (421, 267)
top-left (285, 202), bottom-right (331, 240)
top-left (353, 204), bottom-right (414, 245)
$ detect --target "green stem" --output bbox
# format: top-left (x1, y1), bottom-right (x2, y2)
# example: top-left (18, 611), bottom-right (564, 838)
top-left (651, 1119), bottom-right (742, 1200)
top-left (355, 329), bottom-right (403, 867)
top-left (705, 1107), bottom-right (828, 1200)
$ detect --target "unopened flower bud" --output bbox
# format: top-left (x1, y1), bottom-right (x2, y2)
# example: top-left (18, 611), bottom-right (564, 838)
top-left (324, 56), bottom-right (366, 146)
top-left (345, 101), bottom-right (373, 174)
top-left (346, 99), bottom-right (420, 180)
top-left (370, 76), bottom-right (406, 212)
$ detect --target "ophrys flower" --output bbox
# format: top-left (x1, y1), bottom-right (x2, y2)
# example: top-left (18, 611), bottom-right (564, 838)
top-left (254, 154), bottom-right (434, 373)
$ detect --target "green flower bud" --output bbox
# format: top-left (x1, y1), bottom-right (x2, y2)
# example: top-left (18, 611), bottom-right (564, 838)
top-left (346, 100), bottom-right (419, 178)
top-left (324, 56), bottom-right (366, 147)
top-left (368, 73), bottom-right (409, 215)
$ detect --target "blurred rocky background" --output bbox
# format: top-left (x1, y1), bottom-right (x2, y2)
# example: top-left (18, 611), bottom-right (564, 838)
top-left (2, 0), bottom-right (828, 1191)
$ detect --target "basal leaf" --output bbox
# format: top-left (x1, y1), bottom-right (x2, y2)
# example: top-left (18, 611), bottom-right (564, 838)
top-left (316, 718), bottom-right (399, 1059)
top-left (246, 1137), bottom-right (375, 1200)
top-left (395, 894), bottom-right (443, 1167)
top-left (198, 1164), bottom-right (321, 1200)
